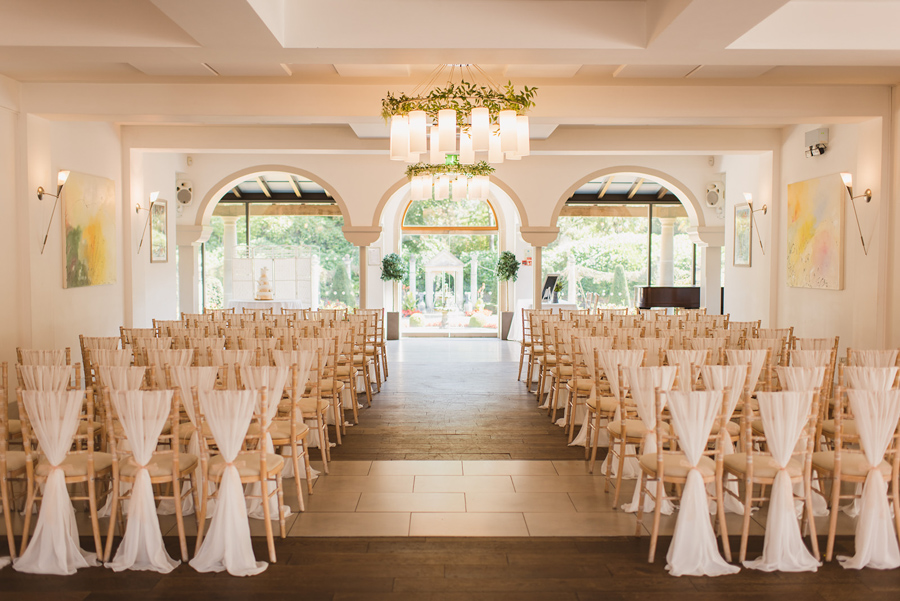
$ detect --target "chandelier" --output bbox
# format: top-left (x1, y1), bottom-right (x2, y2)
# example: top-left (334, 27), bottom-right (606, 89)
top-left (407, 159), bottom-right (495, 202)
top-left (382, 64), bottom-right (537, 165)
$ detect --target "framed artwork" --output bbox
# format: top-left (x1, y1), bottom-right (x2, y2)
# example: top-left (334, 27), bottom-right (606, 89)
top-left (367, 246), bottom-right (382, 266)
top-left (61, 171), bottom-right (116, 288)
top-left (787, 174), bottom-right (844, 290)
top-left (733, 203), bottom-right (752, 267)
top-left (150, 200), bottom-right (168, 263)
top-left (541, 273), bottom-right (560, 304)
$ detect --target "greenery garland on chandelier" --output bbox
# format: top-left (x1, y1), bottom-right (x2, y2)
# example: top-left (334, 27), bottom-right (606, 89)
top-left (382, 81), bottom-right (538, 129)
top-left (405, 161), bottom-right (494, 181)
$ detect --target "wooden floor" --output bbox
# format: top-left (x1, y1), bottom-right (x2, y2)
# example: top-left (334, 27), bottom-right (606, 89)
top-left (0, 535), bottom-right (893, 600)
top-left (332, 339), bottom-right (586, 461)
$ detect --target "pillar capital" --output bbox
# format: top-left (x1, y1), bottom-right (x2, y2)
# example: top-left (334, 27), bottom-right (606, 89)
top-left (177, 225), bottom-right (212, 247)
top-left (687, 226), bottom-right (725, 247)
top-left (520, 227), bottom-right (559, 247)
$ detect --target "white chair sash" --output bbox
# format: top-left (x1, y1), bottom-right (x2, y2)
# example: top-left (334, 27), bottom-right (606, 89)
top-left (145, 349), bottom-right (194, 388)
top-left (209, 349), bottom-right (255, 368)
top-left (190, 390), bottom-right (267, 576)
top-left (18, 349), bottom-right (67, 366)
top-left (106, 390), bottom-right (179, 573)
top-left (725, 349), bottom-right (768, 392)
top-left (791, 349), bottom-right (831, 368)
top-left (589, 350), bottom-right (644, 472)
top-left (744, 391), bottom-right (820, 572)
top-left (843, 367), bottom-right (898, 391)
top-left (849, 350), bottom-right (899, 368)
top-left (14, 390), bottom-right (98, 575)
top-left (82, 337), bottom-right (121, 350)
top-left (775, 366), bottom-right (826, 392)
top-left (620, 366), bottom-right (677, 514)
top-left (838, 389), bottom-right (900, 570)
top-left (666, 349), bottom-right (708, 392)
top-left (91, 349), bottom-right (133, 367)
top-left (96, 366), bottom-right (146, 391)
top-left (664, 390), bottom-right (739, 577)
top-left (17, 365), bottom-right (73, 391)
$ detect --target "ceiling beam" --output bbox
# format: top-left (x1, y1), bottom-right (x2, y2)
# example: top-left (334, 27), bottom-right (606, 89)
top-left (288, 175), bottom-right (302, 198)
top-left (657, 186), bottom-right (669, 200)
top-left (256, 175), bottom-right (272, 198)
top-left (566, 192), bottom-right (682, 205)
top-left (231, 186), bottom-right (241, 198)
top-left (627, 178), bottom-right (645, 199)
top-left (218, 192), bottom-right (334, 202)
top-left (597, 178), bottom-right (612, 199)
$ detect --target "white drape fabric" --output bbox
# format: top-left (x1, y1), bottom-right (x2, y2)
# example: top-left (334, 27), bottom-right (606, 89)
top-left (263, 352), bottom-right (316, 477)
top-left (621, 366), bottom-right (677, 514)
top-left (699, 364), bottom-right (749, 514)
top-left (666, 350), bottom-right (708, 392)
top-left (17, 365), bottom-right (73, 391)
top-left (240, 366), bottom-right (290, 520)
top-left (843, 367), bottom-right (898, 391)
top-left (744, 391), bottom-right (820, 572)
top-left (190, 338), bottom-right (225, 367)
top-left (209, 349), bottom-right (255, 367)
top-left (158, 366), bottom-right (219, 516)
top-left (849, 350), bottom-right (899, 368)
top-left (190, 389), bottom-right (267, 577)
top-left (725, 350), bottom-right (768, 392)
top-left (14, 390), bottom-right (99, 575)
top-left (82, 337), bottom-right (121, 350)
top-left (90, 349), bottom-right (134, 367)
top-left (664, 390), bottom-right (739, 577)
top-left (106, 390), bottom-right (180, 573)
top-left (96, 366), bottom-right (146, 391)
top-left (794, 338), bottom-right (833, 351)
top-left (838, 389), bottom-right (900, 570)
top-left (18, 350), bottom-right (68, 366)
top-left (791, 350), bottom-right (832, 368)
top-left (273, 345), bottom-right (332, 449)
top-left (589, 350), bottom-right (645, 473)
top-left (145, 349), bottom-right (194, 389)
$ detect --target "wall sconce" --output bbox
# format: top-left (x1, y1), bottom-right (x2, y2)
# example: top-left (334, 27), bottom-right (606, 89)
top-left (136, 191), bottom-right (159, 253)
top-left (744, 193), bottom-right (767, 255)
top-left (840, 173), bottom-right (872, 256)
top-left (37, 170), bottom-right (70, 255)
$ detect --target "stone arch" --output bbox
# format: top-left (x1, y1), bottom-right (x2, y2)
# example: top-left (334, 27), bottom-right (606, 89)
top-left (193, 164), bottom-right (351, 227)
top-left (550, 165), bottom-right (706, 229)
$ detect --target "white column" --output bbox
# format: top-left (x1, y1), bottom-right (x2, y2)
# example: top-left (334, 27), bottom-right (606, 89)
top-left (658, 217), bottom-right (676, 286)
top-left (699, 245), bottom-right (723, 315)
top-left (470, 254), bottom-right (478, 302)
top-left (425, 271), bottom-right (435, 310)
top-left (409, 255), bottom-right (417, 304)
top-left (179, 243), bottom-right (202, 315)
top-left (566, 253), bottom-right (577, 303)
top-left (358, 246), bottom-right (367, 309)
top-left (533, 247), bottom-right (543, 308)
top-left (221, 216), bottom-right (238, 305)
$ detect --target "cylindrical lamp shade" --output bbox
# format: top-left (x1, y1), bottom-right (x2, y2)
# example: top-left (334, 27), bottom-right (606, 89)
top-left (488, 132), bottom-right (504, 164)
top-left (410, 176), bottom-right (424, 201)
top-left (430, 127), bottom-right (443, 164)
top-left (408, 110), bottom-right (428, 154)
top-left (516, 116), bottom-right (530, 157)
top-left (470, 107), bottom-right (490, 152)
top-left (459, 132), bottom-right (475, 164)
top-left (390, 115), bottom-right (409, 161)
top-left (435, 175), bottom-right (451, 200)
top-left (498, 109), bottom-right (517, 154)
top-left (438, 109), bottom-right (457, 154)
top-left (452, 175), bottom-right (468, 201)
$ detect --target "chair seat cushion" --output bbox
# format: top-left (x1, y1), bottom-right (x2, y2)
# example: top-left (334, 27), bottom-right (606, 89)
top-left (8, 419), bottom-right (21, 436)
top-left (36, 452), bottom-right (113, 478)
top-left (4, 450), bottom-right (26, 473)
top-left (723, 453), bottom-right (803, 479)
top-left (585, 396), bottom-right (618, 413)
top-left (565, 378), bottom-right (593, 392)
top-left (608, 419), bottom-right (670, 440)
top-left (298, 397), bottom-right (330, 414)
top-left (820, 419), bottom-right (858, 439)
top-left (267, 420), bottom-right (310, 441)
top-left (551, 366), bottom-right (575, 378)
top-left (119, 452), bottom-right (199, 479)
top-left (639, 453), bottom-right (716, 479)
top-left (811, 451), bottom-right (891, 477)
top-left (177, 421), bottom-right (211, 440)
top-left (208, 452), bottom-right (285, 478)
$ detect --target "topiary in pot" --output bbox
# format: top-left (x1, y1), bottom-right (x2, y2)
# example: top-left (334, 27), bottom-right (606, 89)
top-left (381, 252), bottom-right (405, 311)
top-left (496, 251), bottom-right (520, 312)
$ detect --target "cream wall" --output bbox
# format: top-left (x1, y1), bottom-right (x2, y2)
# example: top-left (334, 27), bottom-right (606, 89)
top-left (0, 76), bottom-right (21, 375)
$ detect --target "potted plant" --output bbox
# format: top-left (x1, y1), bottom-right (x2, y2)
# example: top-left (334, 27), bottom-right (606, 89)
top-left (496, 250), bottom-right (520, 340)
top-left (381, 252), bottom-right (405, 339)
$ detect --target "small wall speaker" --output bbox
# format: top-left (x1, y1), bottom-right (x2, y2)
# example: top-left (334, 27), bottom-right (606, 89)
top-left (176, 180), bottom-right (193, 205)
top-left (705, 181), bottom-right (725, 207)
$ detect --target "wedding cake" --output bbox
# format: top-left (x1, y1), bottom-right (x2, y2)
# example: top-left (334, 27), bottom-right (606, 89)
top-left (255, 267), bottom-right (274, 300)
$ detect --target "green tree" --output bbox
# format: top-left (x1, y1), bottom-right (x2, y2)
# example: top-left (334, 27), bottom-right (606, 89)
top-left (611, 264), bottom-right (630, 307)
top-left (331, 261), bottom-right (354, 306)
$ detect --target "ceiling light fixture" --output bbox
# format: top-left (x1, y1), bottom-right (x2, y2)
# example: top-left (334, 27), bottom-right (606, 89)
top-left (383, 64), bottom-right (537, 165)
top-left (407, 157), bottom-right (494, 202)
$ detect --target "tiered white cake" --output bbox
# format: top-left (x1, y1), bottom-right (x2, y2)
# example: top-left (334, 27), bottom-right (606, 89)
top-left (255, 267), bottom-right (274, 300)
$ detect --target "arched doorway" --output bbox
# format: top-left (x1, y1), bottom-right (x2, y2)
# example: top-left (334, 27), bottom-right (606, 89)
top-left (545, 171), bottom-right (711, 310)
top-left (199, 170), bottom-right (358, 311)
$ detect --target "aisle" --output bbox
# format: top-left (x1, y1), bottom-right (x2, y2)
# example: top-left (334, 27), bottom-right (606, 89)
top-left (331, 339), bottom-right (586, 461)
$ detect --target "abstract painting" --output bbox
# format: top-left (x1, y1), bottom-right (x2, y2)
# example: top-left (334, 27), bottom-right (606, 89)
top-left (62, 171), bottom-right (116, 288)
top-left (733, 203), bottom-right (751, 267)
top-left (786, 173), bottom-right (844, 290)
top-left (150, 200), bottom-right (167, 263)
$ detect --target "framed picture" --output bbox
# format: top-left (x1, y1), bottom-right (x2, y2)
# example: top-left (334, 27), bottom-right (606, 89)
top-left (540, 273), bottom-right (560, 304)
top-left (787, 173), bottom-right (844, 290)
top-left (367, 246), bottom-right (382, 266)
top-left (733, 203), bottom-right (751, 267)
top-left (61, 171), bottom-right (116, 288)
top-left (150, 200), bottom-right (168, 263)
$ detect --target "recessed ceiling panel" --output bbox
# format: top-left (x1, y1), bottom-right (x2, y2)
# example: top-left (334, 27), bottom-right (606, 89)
top-left (687, 65), bottom-right (775, 79)
top-left (613, 64), bottom-right (698, 78)
top-left (334, 64), bottom-right (412, 77)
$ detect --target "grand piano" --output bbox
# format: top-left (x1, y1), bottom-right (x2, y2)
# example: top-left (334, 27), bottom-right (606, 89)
top-left (633, 286), bottom-right (700, 310)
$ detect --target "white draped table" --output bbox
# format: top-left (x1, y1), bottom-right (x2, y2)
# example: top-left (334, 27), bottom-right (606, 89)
top-left (507, 300), bottom-right (578, 342)
top-left (227, 299), bottom-right (305, 312)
